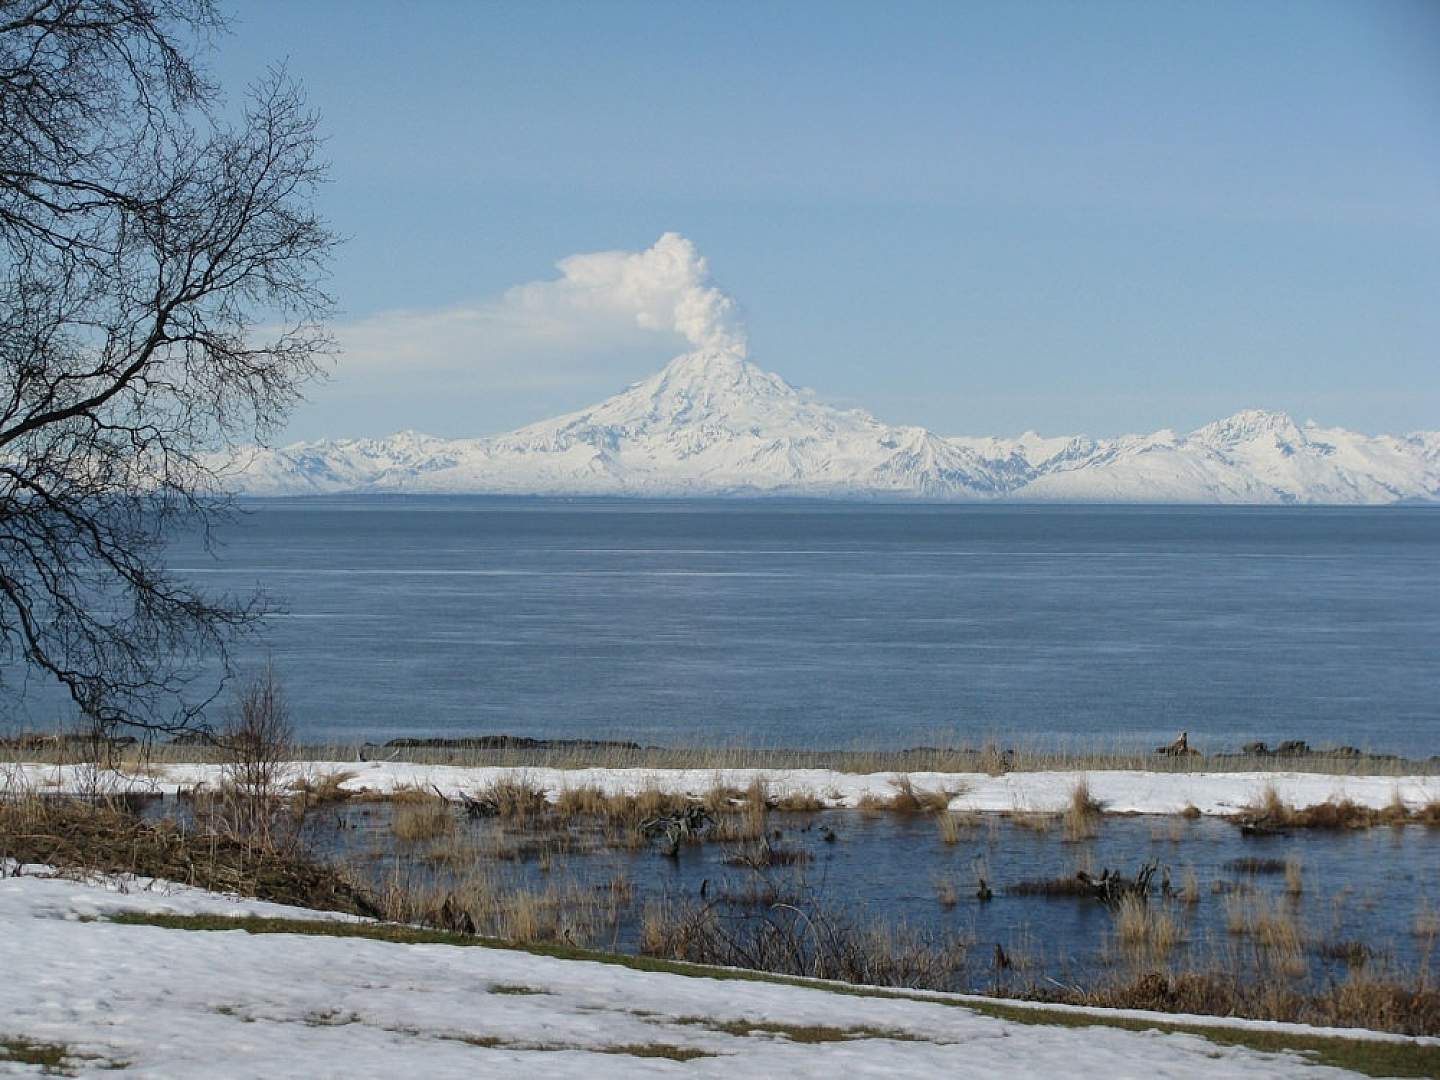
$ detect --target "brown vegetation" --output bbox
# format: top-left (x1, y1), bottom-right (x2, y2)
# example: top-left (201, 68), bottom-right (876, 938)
top-left (1237, 786), bottom-right (1426, 831)
top-left (857, 776), bottom-right (954, 815)
top-left (290, 769), bottom-right (358, 805)
top-left (1224, 893), bottom-right (1307, 976)
top-left (1008, 875), bottom-right (1094, 898)
top-left (11, 730), bottom-right (1440, 779)
top-left (377, 862), bottom-right (632, 947)
top-left (1284, 856), bottom-right (1304, 897)
top-left (1009, 811), bottom-right (1058, 833)
top-left (1225, 857), bottom-right (1287, 875)
top-left (1033, 969), bottom-right (1440, 1037)
top-left (391, 800), bottom-right (456, 844)
top-left (721, 840), bottom-right (811, 869)
top-left (0, 795), bottom-right (375, 915)
top-left (639, 896), bottom-right (970, 990)
top-left (1112, 894), bottom-right (1180, 961)
top-left (1063, 779), bottom-right (1103, 841)
top-left (1179, 867), bottom-right (1200, 905)
top-left (936, 810), bottom-right (978, 844)
top-left (468, 776), bottom-right (551, 823)
top-left (771, 790), bottom-right (827, 812)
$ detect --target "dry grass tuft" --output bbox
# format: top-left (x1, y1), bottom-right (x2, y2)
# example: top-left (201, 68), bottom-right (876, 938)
top-left (728, 778), bottom-right (770, 840)
top-left (1063, 779), bottom-right (1103, 841)
top-left (290, 769), bottom-right (358, 804)
top-left (858, 776), bottom-right (953, 815)
top-left (473, 776), bottom-right (550, 823)
top-left (978, 742), bottom-right (1009, 776)
top-left (772, 790), bottom-right (827, 812)
top-left (1414, 903), bottom-right (1440, 939)
top-left (699, 782), bottom-right (745, 815)
top-left (936, 810), bottom-right (977, 845)
top-left (1381, 789), bottom-right (1411, 826)
top-left (553, 784), bottom-right (610, 818)
top-left (743, 776), bottom-right (770, 809)
top-left (1009, 811), bottom-right (1057, 834)
top-left (1284, 856), bottom-right (1304, 897)
top-left (391, 800), bottom-right (455, 843)
top-left (1179, 867), bottom-right (1200, 906)
top-left (1244, 784), bottom-right (1289, 826)
top-left (1113, 894), bottom-right (1180, 960)
top-left (721, 840), bottom-right (812, 869)
top-left (381, 782), bottom-right (437, 805)
top-left (1224, 893), bottom-right (1306, 974)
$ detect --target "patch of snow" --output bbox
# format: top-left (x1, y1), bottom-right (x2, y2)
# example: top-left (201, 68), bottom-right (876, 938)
top-left (10, 762), bottom-right (1439, 818)
top-left (0, 870), bottom-right (1411, 1077)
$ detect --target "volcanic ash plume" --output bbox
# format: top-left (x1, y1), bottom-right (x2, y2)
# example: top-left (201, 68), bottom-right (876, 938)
top-left (507, 232), bottom-right (746, 356)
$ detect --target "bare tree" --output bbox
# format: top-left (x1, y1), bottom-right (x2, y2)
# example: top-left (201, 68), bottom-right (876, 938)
top-left (0, 2), bottom-right (335, 735)
top-left (216, 663), bottom-right (293, 845)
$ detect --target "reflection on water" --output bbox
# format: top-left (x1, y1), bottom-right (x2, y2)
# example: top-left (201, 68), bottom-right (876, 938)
top-left (303, 803), bottom-right (1440, 993)
top-left (10, 500), bottom-right (1438, 754)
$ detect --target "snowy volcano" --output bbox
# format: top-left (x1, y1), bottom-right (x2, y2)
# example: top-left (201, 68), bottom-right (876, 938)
top-left (225, 350), bottom-right (1440, 503)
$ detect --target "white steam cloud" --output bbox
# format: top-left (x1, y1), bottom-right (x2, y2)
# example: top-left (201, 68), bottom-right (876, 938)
top-left (292, 234), bottom-right (744, 439)
top-left (334, 233), bottom-right (745, 380)
top-left (503, 232), bottom-right (746, 356)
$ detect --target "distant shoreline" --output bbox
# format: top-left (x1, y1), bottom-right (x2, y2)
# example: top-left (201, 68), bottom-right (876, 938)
top-left (224, 492), bottom-right (1440, 509)
top-left (9, 734), bottom-right (1440, 778)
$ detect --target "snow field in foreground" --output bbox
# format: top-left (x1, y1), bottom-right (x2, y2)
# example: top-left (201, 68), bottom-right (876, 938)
top-left (0, 869), bottom-right (1415, 1079)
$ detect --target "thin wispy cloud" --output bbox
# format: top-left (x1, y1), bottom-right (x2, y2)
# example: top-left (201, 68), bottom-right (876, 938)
top-left (331, 233), bottom-right (744, 390)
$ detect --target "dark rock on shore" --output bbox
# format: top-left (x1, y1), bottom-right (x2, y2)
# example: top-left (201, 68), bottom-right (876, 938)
top-left (167, 731), bottom-right (218, 746)
top-left (381, 735), bottom-right (648, 752)
top-left (1223, 740), bottom-right (1398, 762)
top-left (0, 732), bottom-right (137, 750)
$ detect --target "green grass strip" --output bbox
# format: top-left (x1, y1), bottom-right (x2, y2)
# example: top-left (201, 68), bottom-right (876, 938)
top-left (107, 912), bottom-right (1439, 1077)
top-left (0, 1037), bottom-right (70, 1072)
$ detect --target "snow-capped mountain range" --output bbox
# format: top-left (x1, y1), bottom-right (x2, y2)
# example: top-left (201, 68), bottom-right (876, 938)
top-left (226, 349), bottom-right (1440, 503)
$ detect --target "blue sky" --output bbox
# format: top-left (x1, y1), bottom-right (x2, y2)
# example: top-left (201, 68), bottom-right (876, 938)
top-left (215, 1), bottom-right (1439, 440)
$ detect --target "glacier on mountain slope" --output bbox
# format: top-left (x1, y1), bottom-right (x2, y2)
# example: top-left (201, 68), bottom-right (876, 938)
top-left (223, 349), bottom-right (1440, 504)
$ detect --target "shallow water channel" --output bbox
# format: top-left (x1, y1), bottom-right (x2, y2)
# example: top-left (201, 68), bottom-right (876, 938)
top-left (297, 803), bottom-right (1440, 994)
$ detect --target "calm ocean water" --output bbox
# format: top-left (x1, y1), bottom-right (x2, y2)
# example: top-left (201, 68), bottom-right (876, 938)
top-left (19, 499), bottom-right (1440, 754)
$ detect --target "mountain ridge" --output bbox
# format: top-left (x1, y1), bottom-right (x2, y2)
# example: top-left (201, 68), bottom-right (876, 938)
top-left (223, 349), bottom-right (1440, 504)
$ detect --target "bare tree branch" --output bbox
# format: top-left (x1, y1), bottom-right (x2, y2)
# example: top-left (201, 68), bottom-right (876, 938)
top-left (0, 1), bottom-right (334, 734)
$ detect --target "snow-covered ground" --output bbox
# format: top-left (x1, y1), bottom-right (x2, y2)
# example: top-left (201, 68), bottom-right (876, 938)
top-left (2, 867), bottom-right (1429, 1078)
top-left (8, 761), bottom-right (1440, 817)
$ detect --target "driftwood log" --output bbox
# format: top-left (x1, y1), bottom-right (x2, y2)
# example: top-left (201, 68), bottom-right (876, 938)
top-left (453, 789), bottom-right (499, 818)
top-left (1075, 861), bottom-right (1159, 908)
top-left (639, 805), bottom-right (711, 856)
top-left (1155, 731), bottom-right (1199, 756)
